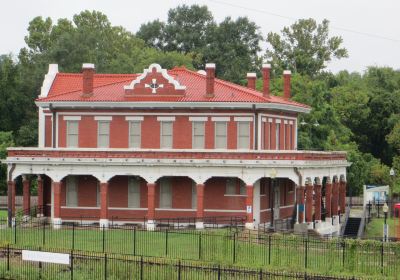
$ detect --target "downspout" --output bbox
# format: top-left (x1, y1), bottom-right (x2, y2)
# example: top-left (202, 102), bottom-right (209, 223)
top-left (294, 167), bottom-right (303, 224)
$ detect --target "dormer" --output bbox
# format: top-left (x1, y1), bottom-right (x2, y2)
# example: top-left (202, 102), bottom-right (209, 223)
top-left (124, 63), bottom-right (186, 97)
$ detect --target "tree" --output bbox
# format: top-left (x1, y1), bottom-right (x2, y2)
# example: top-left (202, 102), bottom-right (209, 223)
top-left (265, 19), bottom-right (348, 77)
top-left (0, 132), bottom-right (14, 195)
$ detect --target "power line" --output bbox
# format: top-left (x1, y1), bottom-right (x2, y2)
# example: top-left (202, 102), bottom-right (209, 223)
top-left (207, 0), bottom-right (400, 43)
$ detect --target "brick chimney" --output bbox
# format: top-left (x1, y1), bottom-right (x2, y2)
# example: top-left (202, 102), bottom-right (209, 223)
top-left (246, 73), bottom-right (256, 90)
top-left (205, 63), bottom-right (215, 98)
top-left (82, 63), bottom-right (95, 98)
top-left (262, 63), bottom-right (271, 98)
top-left (283, 70), bottom-right (291, 100)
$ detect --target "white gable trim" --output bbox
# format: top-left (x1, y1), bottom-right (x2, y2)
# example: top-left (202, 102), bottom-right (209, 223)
top-left (39, 64), bottom-right (58, 98)
top-left (125, 116), bottom-right (144, 121)
top-left (124, 63), bottom-right (186, 91)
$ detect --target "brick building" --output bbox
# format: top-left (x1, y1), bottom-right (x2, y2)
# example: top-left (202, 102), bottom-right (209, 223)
top-left (5, 63), bottom-right (349, 233)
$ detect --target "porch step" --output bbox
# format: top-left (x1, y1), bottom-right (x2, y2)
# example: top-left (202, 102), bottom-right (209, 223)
top-left (343, 217), bottom-right (361, 238)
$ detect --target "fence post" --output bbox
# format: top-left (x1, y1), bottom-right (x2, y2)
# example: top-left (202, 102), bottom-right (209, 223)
top-left (140, 256), bottom-right (143, 280)
top-left (102, 225), bottom-right (106, 253)
top-left (304, 237), bottom-right (308, 269)
top-left (178, 260), bottom-right (181, 280)
top-left (259, 268), bottom-right (262, 280)
top-left (268, 235), bottom-right (271, 265)
top-left (217, 264), bottom-right (221, 280)
top-left (13, 221), bottom-right (16, 244)
top-left (42, 221), bottom-right (45, 246)
top-left (7, 244), bottom-right (9, 271)
top-left (342, 240), bottom-right (345, 268)
top-left (133, 227), bottom-right (136, 256)
top-left (232, 232), bottom-right (236, 264)
top-left (381, 241), bottom-right (384, 274)
top-left (198, 232), bottom-right (202, 260)
top-left (165, 229), bottom-right (168, 256)
top-left (104, 253), bottom-right (107, 280)
top-left (70, 250), bottom-right (74, 280)
top-left (72, 223), bottom-right (75, 251)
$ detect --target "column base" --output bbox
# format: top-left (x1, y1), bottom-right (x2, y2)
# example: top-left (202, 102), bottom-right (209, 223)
top-left (307, 222), bottom-right (314, 229)
top-left (146, 220), bottom-right (156, 231)
top-left (325, 217), bottom-right (332, 225)
top-left (11, 218), bottom-right (16, 227)
top-left (332, 215), bottom-right (339, 226)
top-left (52, 218), bottom-right (62, 229)
top-left (314, 220), bottom-right (323, 230)
top-left (23, 215), bottom-right (30, 222)
top-left (99, 219), bottom-right (109, 229)
top-left (195, 222), bottom-right (204, 230)
top-left (245, 222), bottom-right (255, 230)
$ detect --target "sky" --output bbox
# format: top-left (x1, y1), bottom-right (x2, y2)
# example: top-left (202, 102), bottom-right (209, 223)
top-left (1, 0), bottom-right (399, 73)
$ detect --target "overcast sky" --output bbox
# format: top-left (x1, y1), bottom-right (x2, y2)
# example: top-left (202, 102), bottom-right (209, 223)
top-left (1, 0), bottom-right (399, 73)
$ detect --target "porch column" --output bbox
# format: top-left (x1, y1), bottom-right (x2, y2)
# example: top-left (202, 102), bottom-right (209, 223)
top-left (245, 184), bottom-right (254, 229)
top-left (37, 175), bottom-right (44, 217)
top-left (100, 181), bottom-right (109, 228)
top-left (7, 180), bottom-right (16, 226)
top-left (314, 178), bottom-right (322, 228)
top-left (339, 176), bottom-right (347, 219)
top-left (332, 177), bottom-right (339, 225)
top-left (325, 177), bottom-right (332, 224)
top-left (52, 181), bottom-right (62, 229)
top-left (305, 179), bottom-right (313, 228)
top-left (196, 183), bottom-right (205, 229)
top-left (22, 175), bottom-right (30, 219)
top-left (297, 186), bottom-right (305, 223)
top-left (146, 183), bottom-right (156, 231)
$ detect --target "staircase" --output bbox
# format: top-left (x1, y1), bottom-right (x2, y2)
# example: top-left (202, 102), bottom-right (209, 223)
top-left (343, 217), bottom-right (361, 238)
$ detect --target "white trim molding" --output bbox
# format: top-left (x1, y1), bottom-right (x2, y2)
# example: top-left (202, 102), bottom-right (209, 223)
top-left (61, 206), bottom-right (100, 210)
top-left (155, 208), bottom-right (196, 212)
top-left (63, 116), bottom-right (82, 121)
top-left (234, 116), bottom-right (253, 122)
top-left (39, 64), bottom-right (58, 98)
top-left (211, 117), bottom-right (230, 122)
top-left (124, 63), bottom-right (186, 91)
top-left (157, 116), bottom-right (176, 122)
top-left (125, 116), bottom-right (144, 121)
top-left (94, 116), bottom-right (112, 121)
top-left (204, 209), bottom-right (246, 213)
top-left (189, 116), bottom-right (208, 122)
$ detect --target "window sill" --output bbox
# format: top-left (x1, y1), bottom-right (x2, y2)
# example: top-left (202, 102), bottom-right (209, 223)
top-left (61, 206), bottom-right (100, 209)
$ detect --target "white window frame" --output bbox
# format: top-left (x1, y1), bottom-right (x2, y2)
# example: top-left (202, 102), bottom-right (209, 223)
top-left (159, 178), bottom-right (172, 208)
top-left (215, 122), bottom-right (227, 149)
top-left (129, 121), bottom-right (141, 148)
top-left (192, 121), bottom-right (205, 149)
top-left (237, 121), bottom-right (250, 149)
top-left (97, 121), bottom-right (110, 148)
top-left (128, 177), bottom-right (141, 208)
top-left (160, 121), bottom-right (173, 149)
top-left (66, 121), bottom-right (79, 148)
top-left (66, 176), bottom-right (78, 207)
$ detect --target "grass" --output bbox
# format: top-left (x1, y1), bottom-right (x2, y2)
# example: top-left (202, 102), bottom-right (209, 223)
top-left (0, 210), bottom-right (8, 219)
top-left (364, 218), bottom-right (396, 239)
top-left (0, 223), bottom-right (399, 279)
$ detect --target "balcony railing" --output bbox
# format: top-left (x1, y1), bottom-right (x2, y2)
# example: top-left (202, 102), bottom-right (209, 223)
top-left (7, 147), bottom-right (347, 161)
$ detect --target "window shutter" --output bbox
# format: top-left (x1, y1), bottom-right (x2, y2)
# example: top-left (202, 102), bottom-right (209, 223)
top-left (237, 122), bottom-right (250, 149)
top-left (66, 177), bottom-right (78, 207)
top-left (192, 122), bottom-right (205, 149)
top-left (225, 179), bottom-right (236, 195)
top-left (160, 179), bottom-right (172, 208)
top-left (129, 121), bottom-right (141, 148)
top-left (215, 122), bottom-right (227, 149)
top-left (128, 178), bottom-right (141, 208)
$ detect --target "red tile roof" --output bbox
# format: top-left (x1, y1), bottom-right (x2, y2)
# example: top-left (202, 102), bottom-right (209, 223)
top-left (38, 66), bottom-right (309, 109)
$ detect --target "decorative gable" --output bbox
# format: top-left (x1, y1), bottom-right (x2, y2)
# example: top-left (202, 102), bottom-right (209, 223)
top-left (124, 63), bottom-right (186, 96)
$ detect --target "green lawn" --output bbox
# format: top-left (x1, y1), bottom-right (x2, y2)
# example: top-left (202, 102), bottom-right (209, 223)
top-left (364, 218), bottom-right (396, 239)
top-left (0, 223), bottom-right (398, 279)
top-left (0, 210), bottom-right (7, 219)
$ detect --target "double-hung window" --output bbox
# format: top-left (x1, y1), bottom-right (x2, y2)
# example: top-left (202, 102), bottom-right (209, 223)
top-left (97, 121), bottom-right (110, 148)
top-left (129, 121), bottom-right (141, 148)
top-left (128, 177), bottom-right (141, 208)
top-left (159, 178), bottom-right (172, 208)
top-left (160, 121), bottom-right (173, 149)
top-left (66, 121), bottom-right (79, 148)
top-left (237, 122), bottom-right (250, 149)
top-left (215, 122), bottom-right (227, 149)
top-left (66, 176), bottom-right (78, 207)
top-left (192, 122), bottom-right (205, 149)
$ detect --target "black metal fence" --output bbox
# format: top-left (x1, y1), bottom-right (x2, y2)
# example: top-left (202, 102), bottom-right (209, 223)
top-left (0, 219), bottom-right (399, 278)
top-left (0, 246), bottom-right (360, 280)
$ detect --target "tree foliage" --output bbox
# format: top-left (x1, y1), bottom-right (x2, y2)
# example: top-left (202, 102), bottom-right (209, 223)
top-left (265, 19), bottom-right (348, 77)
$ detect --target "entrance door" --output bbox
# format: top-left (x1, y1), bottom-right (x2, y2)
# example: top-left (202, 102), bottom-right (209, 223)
top-left (273, 185), bottom-right (280, 220)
